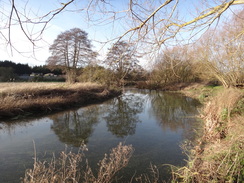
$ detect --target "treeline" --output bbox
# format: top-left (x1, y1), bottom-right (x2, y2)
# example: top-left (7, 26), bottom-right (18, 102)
top-left (43, 9), bottom-right (243, 89)
top-left (0, 60), bottom-right (63, 82)
top-left (78, 64), bottom-right (146, 86)
top-left (0, 60), bottom-right (146, 84)
top-left (0, 60), bottom-right (63, 75)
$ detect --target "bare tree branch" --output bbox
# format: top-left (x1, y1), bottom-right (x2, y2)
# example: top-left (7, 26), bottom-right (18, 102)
top-left (1, 0), bottom-right (244, 59)
top-left (118, 0), bottom-right (244, 46)
top-left (118, 0), bottom-right (174, 40)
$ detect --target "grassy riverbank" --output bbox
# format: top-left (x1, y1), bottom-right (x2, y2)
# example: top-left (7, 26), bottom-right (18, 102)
top-left (0, 82), bottom-right (121, 120)
top-left (174, 83), bottom-right (244, 182)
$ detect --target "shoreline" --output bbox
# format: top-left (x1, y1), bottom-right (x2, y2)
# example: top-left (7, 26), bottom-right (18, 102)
top-left (174, 83), bottom-right (244, 182)
top-left (0, 82), bottom-right (121, 121)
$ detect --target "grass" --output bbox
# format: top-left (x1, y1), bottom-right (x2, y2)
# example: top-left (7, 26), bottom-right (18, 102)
top-left (22, 142), bottom-right (163, 183)
top-left (0, 82), bottom-right (104, 94)
top-left (173, 87), bottom-right (244, 182)
top-left (180, 82), bottom-right (224, 102)
top-left (0, 82), bottom-right (121, 120)
top-left (22, 142), bottom-right (134, 183)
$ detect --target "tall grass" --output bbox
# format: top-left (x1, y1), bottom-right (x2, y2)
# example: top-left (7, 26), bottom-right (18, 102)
top-left (0, 82), bottom-right (100, 106)
top-left (22, 143), bottom-right (134, 183)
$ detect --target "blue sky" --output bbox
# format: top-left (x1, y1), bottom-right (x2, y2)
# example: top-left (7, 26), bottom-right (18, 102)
top-left (0, 0), bottom-right (242, 67)
top-left (0, 0), bottom-right (131, 66)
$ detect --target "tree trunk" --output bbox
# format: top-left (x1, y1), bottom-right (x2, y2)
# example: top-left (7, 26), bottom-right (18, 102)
top-left (66, 68), bottom-right (77, 83)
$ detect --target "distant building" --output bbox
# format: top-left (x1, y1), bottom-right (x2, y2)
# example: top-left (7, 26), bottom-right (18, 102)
top-left (18, 74), bottom-right (30, 80)
top-left (44, 73), bottom-right (57, 77)
top-left (30, 73), bottom-right (43, 77)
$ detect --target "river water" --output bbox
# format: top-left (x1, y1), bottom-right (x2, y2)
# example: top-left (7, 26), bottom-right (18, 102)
top-left (0, 89), bottom-right (201, 182)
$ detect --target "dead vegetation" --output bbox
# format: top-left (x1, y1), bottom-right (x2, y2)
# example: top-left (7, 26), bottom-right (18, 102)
top-left (0, 82), bottom-right (121, 120)
top-left (22, 142), bottom-right (134, 183)
top-left (174, 87), bottom-right (244, 182)
top-left (202, 88), bottom-right (243, 140)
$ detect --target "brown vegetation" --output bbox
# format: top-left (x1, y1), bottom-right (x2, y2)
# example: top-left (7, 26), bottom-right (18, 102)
top-left (174, 87), bottom-right (244, 182)
top-left (22, 142), bottom-right (134, 183)
top-left (0, 82), bottom-right (121, 120)
top-left (139, 9), bottom-right (243, 91)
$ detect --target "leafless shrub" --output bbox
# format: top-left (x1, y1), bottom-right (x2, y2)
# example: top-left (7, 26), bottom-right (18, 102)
top-left (22, 143), bottom-right (87, 183)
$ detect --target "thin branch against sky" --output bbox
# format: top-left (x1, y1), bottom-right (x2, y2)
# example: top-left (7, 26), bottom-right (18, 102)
top-left (0, 0), bottom-right (243, 66)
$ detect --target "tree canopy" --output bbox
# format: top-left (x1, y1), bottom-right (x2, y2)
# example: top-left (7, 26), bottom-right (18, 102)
top-left (0, 60), bottom-right (31, 75)
top-left (105, 41), bottom-right (141, 86)
top-left (47, 28), bottom-right (97, 83)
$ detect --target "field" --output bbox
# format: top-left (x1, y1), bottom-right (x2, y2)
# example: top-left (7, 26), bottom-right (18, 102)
top-left (0, 82), bottom-right (121, 120)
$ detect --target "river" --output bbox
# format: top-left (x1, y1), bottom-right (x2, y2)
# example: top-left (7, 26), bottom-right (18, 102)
top-left (0, 89), bottom-right (201, 182)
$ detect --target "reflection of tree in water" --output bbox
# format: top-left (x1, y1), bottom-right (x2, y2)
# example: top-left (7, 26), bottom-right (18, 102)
top-left (103, 93), bottom-right (144, 138)
top-left (149, 91), bottom-right (201, 140)
top-left (50, 106), bottom-right (100, 146)
top-left (0, 119), bottom-right (36, 136)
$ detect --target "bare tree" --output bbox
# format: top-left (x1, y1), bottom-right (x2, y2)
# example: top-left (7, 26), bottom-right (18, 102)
top-left (105, 41), bottom-right (140, 86)
top-left (191, 9), bottom-right (244, 87)
top-left (47, 28), bottom-right (97, 83)
top-left (149, 45), bottom-right (196, 88)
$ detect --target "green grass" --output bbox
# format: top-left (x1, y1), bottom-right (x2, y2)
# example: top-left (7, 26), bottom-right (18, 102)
top-left (181, 83), bottom-right (224, 102)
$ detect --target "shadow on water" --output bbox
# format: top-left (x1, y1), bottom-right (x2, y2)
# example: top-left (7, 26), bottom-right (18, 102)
top-left (0, 89), bottom-right (202, 182)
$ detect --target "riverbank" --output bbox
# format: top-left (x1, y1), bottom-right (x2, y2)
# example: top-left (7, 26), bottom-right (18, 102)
top-left (175, 83), bottom-right (244, 182)
top-left (0, 82), bottom-right (121, 120)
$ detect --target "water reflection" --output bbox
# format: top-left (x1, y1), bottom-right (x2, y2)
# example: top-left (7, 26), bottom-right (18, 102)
top-left (148, 91), bottom-right (201, 141)
top-left (48, 90), bottom-right (200, 145)
top-left (103, 93), bottom-right (144, 137)
top-left (50, 106), bottom-right (100, 146)
top-left (49, 92), bottom-right (145, 143)
top-left (0, 89), bottom-right (202, 182)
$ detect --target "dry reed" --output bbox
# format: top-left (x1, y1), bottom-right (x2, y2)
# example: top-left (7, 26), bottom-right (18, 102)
top-left (22, 142), bottom-right (134, 183)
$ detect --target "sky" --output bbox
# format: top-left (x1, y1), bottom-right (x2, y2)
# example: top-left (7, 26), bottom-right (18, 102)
top-left (0, 0), bottom-right (137, 66)
top-left (0, 0), bottom-right (242, 67)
